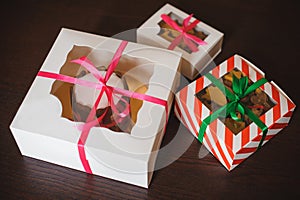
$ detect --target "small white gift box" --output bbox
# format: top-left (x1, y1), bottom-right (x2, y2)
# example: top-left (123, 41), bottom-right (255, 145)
top-left (137, 3), bottom-right (224, 80)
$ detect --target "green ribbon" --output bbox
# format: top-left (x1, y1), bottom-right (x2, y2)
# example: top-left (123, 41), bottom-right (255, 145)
top-left (198, 73), bottom-right (268, 150)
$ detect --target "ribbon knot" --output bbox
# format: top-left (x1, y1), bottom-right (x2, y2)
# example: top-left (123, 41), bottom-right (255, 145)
top-left (229, 75), bottom-right (251, 121)
top-left (70, 42), bottom-right (130, 129)
top-left (160, 14), bottom-right (207, 52)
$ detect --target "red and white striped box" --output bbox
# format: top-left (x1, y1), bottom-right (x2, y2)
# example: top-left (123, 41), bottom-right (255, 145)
top-left (174, 54), bottom-right (296, 171)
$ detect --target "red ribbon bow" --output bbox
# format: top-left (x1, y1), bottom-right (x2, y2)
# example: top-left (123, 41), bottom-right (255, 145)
top-left (37, 41), bottom-right (168, 174)
top-left (160, 14), bottom-right (207, 52)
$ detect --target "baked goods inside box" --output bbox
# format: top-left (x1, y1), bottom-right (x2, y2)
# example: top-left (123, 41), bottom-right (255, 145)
top-left (50, 45), bottom-right (154, 133)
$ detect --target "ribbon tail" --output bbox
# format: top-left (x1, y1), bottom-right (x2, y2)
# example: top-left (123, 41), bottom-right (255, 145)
top-left (198, 104), bottom-right (230, 143)
top-left (78, 88), bottom-right (105, 141)
top-left (76, 110), bottom-right (108, 131)
top-left (77, 139), bottom-right (93, 174)
top-left (168, 35), bottom-right (183, 50)
top-left (71, 57), bottom-right (104, 81)
top-left (244, 106), bottom-right (268, 150)
top-left (183, 35), bottom-right (199, 52)
top-left (185, 33), bottom-right (207, 46)
top-left (244, 78), bottom-right (268, 97)
top-left (105, 41), bottom-right (128, 82)
top-left (183, 14), bottom-right (193, 27)
top-left (185, 19), bottom-right (200, 31)
top-left (240, 76), bottom-right (249, 95)
top-left (110, 92), bottom-right (130, 118)
top-left (77, 86), bottom-right (106, 174)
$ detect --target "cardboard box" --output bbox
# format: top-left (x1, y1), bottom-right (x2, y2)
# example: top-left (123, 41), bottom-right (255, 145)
top-left (174, 54), bottom-right (296, 170)
top-left (10, 28), bottom-right (182, 188)
top-left (137, 3), bottom-right (224, 80)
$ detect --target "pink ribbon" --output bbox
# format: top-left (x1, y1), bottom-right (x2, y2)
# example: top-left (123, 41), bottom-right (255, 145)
top-left (37, 41), bottom-right (169, 174)
top-left (160, 14), bottom-right (207, 52)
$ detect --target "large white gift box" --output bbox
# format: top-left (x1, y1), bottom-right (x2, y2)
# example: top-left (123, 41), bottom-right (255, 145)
top-left (137, 3), bottom-right (224, 80)
top-left (10, 28), bottom-right (182, 188)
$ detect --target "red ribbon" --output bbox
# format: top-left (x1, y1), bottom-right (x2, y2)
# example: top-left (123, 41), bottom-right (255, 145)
top-left (37, 41), bottom-right (169, 174)
top-left (160, 14), bottom-right (207, 52)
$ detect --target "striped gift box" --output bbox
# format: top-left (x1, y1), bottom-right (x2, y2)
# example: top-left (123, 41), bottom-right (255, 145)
top-left (175, 54), bottom-right (296, 171)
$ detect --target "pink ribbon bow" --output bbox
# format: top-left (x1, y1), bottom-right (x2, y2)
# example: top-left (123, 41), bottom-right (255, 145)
top-left (37, 41), bottom-right (168, 174)
top-left (160, 14), bottom-right (207, 52)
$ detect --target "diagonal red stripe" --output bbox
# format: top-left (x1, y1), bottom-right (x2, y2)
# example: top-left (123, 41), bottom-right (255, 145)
top-left (212, 65), bottom-right (220, 78)
top-left (242, 59), bottom-right (249, 76)
top-left (241, 126), bottom-right (250, 147)
top-left (236, 147), bottom-right (257, 154)
top-left (284, 111), bottom-right (293, 117)
top-left (224, 127), bottom-right (234, 158)
top-left (227, 56), bottom-right (235, 71)
top-left (194, 78), bottom-right (204, 136)
top-left (210, 120), bottom-right (231, 170)
top-left (269, 123), bottom-right (288, 129)
top-left (253, 134), bottom-right (274, 142)
top-left (232, 158), bottom-right (245, 165)
top-left (271, 86), bottom-right (281, 122)
top-left (179, 87), bottom-right (198, 135)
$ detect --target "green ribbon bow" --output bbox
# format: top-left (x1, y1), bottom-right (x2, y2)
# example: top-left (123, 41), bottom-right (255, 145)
top-left (198, 73), bottom-right (268, 150)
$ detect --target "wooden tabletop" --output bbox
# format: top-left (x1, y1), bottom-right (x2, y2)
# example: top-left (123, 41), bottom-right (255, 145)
top-left (1, 0), bottom-right (299, 199)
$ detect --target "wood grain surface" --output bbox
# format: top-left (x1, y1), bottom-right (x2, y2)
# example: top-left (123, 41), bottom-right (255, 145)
top-left (1, 0), bottom-right (299, 199)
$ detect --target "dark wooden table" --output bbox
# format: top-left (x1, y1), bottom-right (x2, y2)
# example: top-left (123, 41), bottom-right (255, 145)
top-left (1, 0), bottom-right (300, 199)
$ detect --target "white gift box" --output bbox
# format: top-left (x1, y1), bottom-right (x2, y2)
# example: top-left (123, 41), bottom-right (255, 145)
top-left (9, 28), bottom-right (182, 188)
top-left (137, 3), bottom-right (224, 80)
